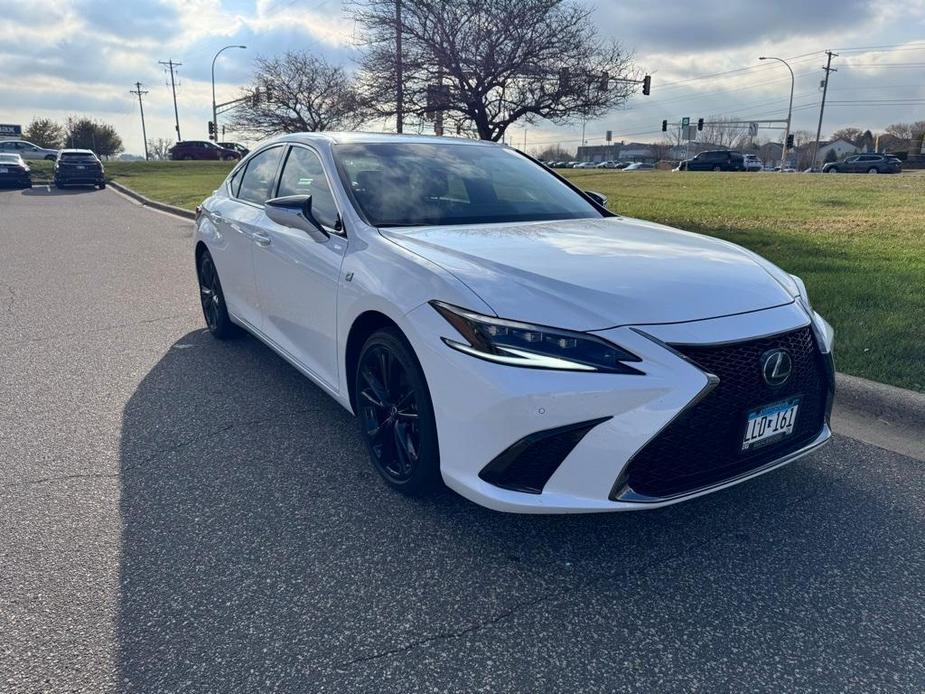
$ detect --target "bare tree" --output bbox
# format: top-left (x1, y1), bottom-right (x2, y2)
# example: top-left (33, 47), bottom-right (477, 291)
top-left (353, 0), bottom-right (639, 142)
top-left (830, 127), bottom-right (863, 144)
top-left (147, 138), bottom-right (173, 160)
top-left (698, 116), bottom-right (747, 149)
top-left (232, 52), bottom-right (371, 137)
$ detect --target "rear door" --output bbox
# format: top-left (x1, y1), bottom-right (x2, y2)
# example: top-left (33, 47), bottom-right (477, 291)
top-left (251, 144), bottom-right (347, 389)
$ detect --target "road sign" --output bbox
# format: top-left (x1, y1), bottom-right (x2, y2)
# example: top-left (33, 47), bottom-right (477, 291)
top-left (688, 125), bottom-right (698, 140)
top-left (681, 117), bottom-right (690, 128)
top-left (0, 123), bottom-right (22, 138)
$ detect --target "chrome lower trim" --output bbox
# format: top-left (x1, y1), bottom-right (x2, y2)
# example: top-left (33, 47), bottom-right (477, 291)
top-left (613, 424), bottom-right (832, 504)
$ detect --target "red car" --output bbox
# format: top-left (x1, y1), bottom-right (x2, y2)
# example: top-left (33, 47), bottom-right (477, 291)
top-left (169, 140), bottom-right (241, 161)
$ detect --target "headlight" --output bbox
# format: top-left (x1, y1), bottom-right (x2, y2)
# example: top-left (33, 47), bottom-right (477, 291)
top-left (430, 301), bottom-right (643, 374)
top-left (789, 273), bottom-right (812, 313)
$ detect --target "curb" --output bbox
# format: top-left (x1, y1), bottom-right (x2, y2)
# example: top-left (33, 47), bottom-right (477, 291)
top-left (835, 372), bottom-right (925, 426)
top-left (108, 180), bottom-right (196, 220)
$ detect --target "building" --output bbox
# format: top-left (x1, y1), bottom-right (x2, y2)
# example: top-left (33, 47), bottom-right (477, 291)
top-left (576, 142), bottom-right (658, 163)
top-left (812, 138), bottom-right (859, 167)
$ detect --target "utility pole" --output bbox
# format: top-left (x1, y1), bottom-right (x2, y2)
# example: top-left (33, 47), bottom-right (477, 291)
top-left (395, 0), bottom-right (403, 134)
top-left (159, 59), bottom-right (182, 141)
top-left (811, 51), bottom-right (838, 172)
top-left (129, 82), bottom-right (150, 160)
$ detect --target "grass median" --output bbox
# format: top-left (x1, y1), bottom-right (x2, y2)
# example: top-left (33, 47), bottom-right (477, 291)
top-left (92, 160), bottom-right (923, 391)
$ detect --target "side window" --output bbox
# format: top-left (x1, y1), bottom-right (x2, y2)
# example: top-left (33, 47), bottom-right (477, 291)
top-left (227, 166), bottom-right (244, 197)
top-left (276, 146), bottom-right (339, 228)
top-left (237, 147), bottom-right (284, 205)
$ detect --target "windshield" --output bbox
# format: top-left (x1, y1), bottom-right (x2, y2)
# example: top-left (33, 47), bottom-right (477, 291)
top-left (332, 143), bottom-right (602, 227)
top-left (0, 154), bottom-right (20, 163)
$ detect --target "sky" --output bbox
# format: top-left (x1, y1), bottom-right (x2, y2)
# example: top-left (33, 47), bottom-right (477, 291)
top-left (1, 0), bottom-right (923, 155)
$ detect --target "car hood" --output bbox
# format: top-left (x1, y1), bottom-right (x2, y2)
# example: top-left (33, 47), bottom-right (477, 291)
top-left (381, 217), bottom-right (796, 331)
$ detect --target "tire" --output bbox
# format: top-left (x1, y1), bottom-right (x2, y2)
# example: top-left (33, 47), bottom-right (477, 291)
top-left (355, 328), bottom-right (440, 496)
top-left (867, 167), bottom-right (878, 174)
top-left (196, 250), bottom-right (241, 339)
top-left (827, 168), bottom-right (838, 173)
top-left (55, 181), bottom-right (64, 189)
top-left (98, 182), bottom-right (106, 189)
top-left (45, 155), bottom-right (56, 161)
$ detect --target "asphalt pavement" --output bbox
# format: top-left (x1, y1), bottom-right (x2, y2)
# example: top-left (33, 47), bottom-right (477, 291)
top-left (1, 185), bottom-right (923, 693)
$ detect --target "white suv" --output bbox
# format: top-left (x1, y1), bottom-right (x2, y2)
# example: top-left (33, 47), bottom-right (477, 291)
top-left (0, 139), bottom-right (59, 161)
top-left (743, 154), bottom-right (763, 172)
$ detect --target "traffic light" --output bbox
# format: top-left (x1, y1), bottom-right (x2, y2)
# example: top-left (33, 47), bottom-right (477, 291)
top-left (208, 121), bottom-right (215, 136)
top-left (786, 134), bottom-right (794, 148)
top-left (661, 119), bottom-right (668, 132)
top-left (697, 118), bottom-right (704, 131)
top-left (642, 75), bottom-right (651, 96)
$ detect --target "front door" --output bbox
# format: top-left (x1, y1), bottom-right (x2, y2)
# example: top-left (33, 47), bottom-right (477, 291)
top-left (252, 144), bottom-right (346, 390)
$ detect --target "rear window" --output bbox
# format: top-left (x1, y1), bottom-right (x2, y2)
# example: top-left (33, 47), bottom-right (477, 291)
top-left (60, 152), bottom-right (98, 160)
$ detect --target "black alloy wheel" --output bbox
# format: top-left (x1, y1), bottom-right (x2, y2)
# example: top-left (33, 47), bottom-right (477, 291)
top-left (197, 251), bottom-right (240, 339)
top-left (356, 329), bottom-right (439, 495)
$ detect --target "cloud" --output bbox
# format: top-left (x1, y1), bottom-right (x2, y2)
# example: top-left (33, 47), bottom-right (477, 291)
top-left (73, 0), bottom-right (181, 41)
top-left (595, 0), bottom-right (878, 52)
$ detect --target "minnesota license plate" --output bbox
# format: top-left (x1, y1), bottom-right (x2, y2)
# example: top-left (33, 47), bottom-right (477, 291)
top-left (77, 165), bottom-right (86, 169)
top-left (742, 397), bottom-right (800, 451)
top-left (0, 168), bottom-right (7, 173)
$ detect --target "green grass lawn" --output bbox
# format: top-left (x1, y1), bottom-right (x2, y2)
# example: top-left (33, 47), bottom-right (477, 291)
top-left (56, 160), bottom-right (922, 391)
top-left (565, 169), bottom-right (925, 391)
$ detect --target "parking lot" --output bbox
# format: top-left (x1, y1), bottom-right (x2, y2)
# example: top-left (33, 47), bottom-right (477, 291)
top-left (1, 186), bottom-right (923, 692)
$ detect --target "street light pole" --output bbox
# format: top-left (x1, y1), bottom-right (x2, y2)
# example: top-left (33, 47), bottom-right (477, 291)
top-left (759, 56), bottom-right (794, 172)
top-left (212, 45), bottom-right (246, 141)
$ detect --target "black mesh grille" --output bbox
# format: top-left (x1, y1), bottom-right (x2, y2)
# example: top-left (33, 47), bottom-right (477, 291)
top-left (615, 327), bottom-right (829, 499)
top-left (480, 417), bottom-right (610, 494)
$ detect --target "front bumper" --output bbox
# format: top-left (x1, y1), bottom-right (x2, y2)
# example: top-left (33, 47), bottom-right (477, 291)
top-left (406, 300), bottom-right (833, 513)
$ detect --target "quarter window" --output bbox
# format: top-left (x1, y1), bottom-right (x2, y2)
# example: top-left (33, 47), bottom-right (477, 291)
top-left (276, 147), bottom-right (339, 228)
top-left (237, 146), bottom-right (284, 205)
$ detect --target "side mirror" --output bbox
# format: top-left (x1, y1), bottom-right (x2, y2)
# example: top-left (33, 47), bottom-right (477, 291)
top-left (265, 194), bottom-right (328, 241)
top-left (585, 190), bottom-right (608, 208)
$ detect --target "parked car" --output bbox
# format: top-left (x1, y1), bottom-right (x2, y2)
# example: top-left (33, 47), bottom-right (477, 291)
top-left (682, 150), bottom-right (746, 172)
top-left (822, 153), bottom-right (902, 174)
top-left (743, 154), bottom-right (763, 172)
top-left (54, 149), bottom-right (105, 189)
top-left (219, 142), bottom-right (250, 157)
top-left (573, 162), bottom-right (596, 169)
top-left (193, 132), bottom-right (834, 513)
top-left (595, 161), bottom-right (623, 169)
top-left (169, 140), bottom-right (241, 161)
top-left (0, 153), bottom-right (32, 188)
top-left (623, 162), bottom-right (655, 171)
top-left (0, 139), bottom-right (58, 161)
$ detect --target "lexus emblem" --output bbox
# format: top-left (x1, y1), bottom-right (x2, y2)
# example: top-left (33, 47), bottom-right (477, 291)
top-left (761, 349), bottom-right (792, 387)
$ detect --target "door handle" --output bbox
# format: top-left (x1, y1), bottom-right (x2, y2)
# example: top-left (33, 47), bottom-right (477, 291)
top-left (253, 231), bottom-right (272, 247)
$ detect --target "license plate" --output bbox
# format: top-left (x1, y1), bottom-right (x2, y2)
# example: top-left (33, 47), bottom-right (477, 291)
top-left (742, 397), bottom-right (800, 451)
top-left (77, 165), bottom-right (86, 169)
top-left (0, 168), bottom-right (7, 173)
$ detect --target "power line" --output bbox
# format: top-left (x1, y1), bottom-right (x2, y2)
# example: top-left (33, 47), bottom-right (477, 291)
top-left (158, 59), bottom-right (183, 141)
top-left (129, 82), bottom-right (150, 161)
top-left (811, 50), bottom-right (837, 171)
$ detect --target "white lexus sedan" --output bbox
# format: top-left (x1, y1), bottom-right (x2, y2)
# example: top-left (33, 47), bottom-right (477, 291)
top-left (194, 133), bottom-right (835, 513)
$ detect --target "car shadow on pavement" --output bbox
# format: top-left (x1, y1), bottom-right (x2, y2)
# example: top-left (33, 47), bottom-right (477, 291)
top-left (117, 329), bottom-right (924, 692)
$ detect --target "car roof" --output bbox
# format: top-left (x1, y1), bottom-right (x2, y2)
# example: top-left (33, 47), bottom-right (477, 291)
top-left (261, 131), bottom-right (502, 148)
